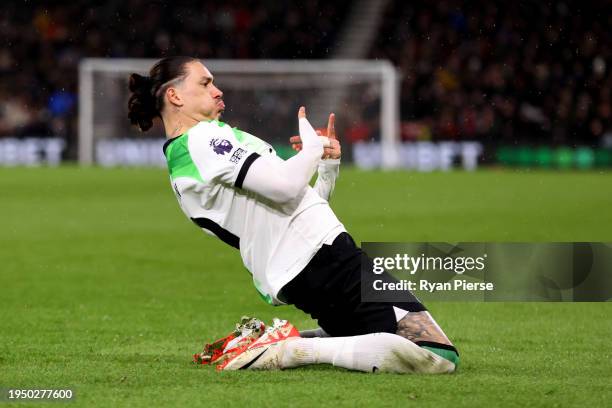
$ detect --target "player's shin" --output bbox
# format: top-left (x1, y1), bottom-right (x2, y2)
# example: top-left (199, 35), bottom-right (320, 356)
top-left (282, 333), bottom-right (455, 374)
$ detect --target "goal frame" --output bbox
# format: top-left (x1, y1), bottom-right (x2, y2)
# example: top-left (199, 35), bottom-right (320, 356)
top-left (78, 58), bottom-right (400, 167)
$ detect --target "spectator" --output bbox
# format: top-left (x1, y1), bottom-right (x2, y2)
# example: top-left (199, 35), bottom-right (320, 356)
top-left (0, 0), bottom-right (348, 152)
top-left (371, 0), bottom-right (612, 147)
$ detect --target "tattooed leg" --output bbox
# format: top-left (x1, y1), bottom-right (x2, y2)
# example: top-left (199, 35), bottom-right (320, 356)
top-left (396, 311), bottom-right (453, 346)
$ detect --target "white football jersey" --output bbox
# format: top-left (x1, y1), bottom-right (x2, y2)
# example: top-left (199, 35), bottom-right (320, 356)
top-left (163, 119), bottom-right (346, 304)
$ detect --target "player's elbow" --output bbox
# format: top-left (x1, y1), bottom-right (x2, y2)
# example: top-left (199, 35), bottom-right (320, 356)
top-left (268, 181), bottom-right (304, 203)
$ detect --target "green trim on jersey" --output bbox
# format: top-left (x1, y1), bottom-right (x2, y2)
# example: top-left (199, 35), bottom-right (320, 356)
top-left (206, 119), bottom-right (272, 155)
top-left (165, 134), bottom-right (204, 182)
top-left (232, 127), bottom-right (246, 143)
top-left (234, 128), bottom-right (273, 155)
top-left (206, 118), bottom-right (228, 128)
top-left (253, 278), bottom-right (274, 305)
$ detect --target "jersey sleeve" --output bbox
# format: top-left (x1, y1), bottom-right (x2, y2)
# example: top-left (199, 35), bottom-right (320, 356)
top-left (188, 123), bottom-right (260, 187)
top-left (232, 128), bottom-right (277, 157)
top-left (313, 158), bottom-right (340, 201)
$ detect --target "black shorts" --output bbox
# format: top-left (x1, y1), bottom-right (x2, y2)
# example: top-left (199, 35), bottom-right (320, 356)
top-left (278, 232), bottom-right (426, 337)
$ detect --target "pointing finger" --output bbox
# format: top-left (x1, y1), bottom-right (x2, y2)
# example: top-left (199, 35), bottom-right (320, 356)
top-left (327, 113), bottom-right (336, 140)
top-left (298, 106), bottom-right (306, 119)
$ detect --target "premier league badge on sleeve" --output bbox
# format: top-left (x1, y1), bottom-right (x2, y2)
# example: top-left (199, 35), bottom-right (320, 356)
top-left (210, 138), bottom-right (233, 155)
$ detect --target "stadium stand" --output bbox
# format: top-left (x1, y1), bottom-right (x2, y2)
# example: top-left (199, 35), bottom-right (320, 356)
top-left (370, 1), bottom-right (611, 146)
top-left (0, 1), bottom-right (610, 158)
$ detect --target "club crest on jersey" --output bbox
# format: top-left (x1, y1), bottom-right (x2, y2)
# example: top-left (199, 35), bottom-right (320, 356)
top-left (210, 138), bottom-right (233, 155)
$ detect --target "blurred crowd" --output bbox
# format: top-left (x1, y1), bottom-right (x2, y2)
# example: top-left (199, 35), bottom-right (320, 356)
top-left (0, 0), bottom-right (347, 153)
top-left (370, 0), bottom-right (612, 146)
top-left (1, 0), bottom-right (610, 154)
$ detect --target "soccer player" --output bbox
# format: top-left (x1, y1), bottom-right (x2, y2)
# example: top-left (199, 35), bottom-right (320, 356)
top-left (128, 56), bottom-right (459, 373)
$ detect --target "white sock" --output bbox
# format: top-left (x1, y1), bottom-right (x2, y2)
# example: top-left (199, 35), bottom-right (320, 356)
top-left (282, 333), bottom-right (455, 374)
top-left (299, 327), bottom-right (329, 338)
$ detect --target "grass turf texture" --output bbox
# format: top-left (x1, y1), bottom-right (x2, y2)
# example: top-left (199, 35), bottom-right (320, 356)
top-left (1, 167), bottom-right (611, 407)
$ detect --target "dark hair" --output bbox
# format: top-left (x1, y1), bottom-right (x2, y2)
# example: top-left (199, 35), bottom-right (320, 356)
top-left (127, 56), bottom-right (197, 132)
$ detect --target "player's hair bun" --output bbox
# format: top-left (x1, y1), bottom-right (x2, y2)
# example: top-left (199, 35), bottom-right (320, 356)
top-left (128, 73), bottom-right (157, 132)
top-left (127, 56), bottom-right (197, 132)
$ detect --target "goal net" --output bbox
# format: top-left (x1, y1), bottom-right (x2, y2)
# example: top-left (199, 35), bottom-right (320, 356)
top-left (78, 59), bottom-right (400, 168)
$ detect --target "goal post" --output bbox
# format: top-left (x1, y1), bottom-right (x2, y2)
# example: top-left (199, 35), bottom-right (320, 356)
top-left (78, 58), bottom-right (400, 168)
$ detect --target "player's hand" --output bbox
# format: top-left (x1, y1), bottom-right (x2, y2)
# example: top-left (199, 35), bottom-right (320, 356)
top-left (290, 113), bottom-right (341, 160)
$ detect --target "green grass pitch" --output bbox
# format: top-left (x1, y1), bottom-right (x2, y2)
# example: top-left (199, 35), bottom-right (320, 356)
top-left (1, 166), bottom-right (611, 407)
